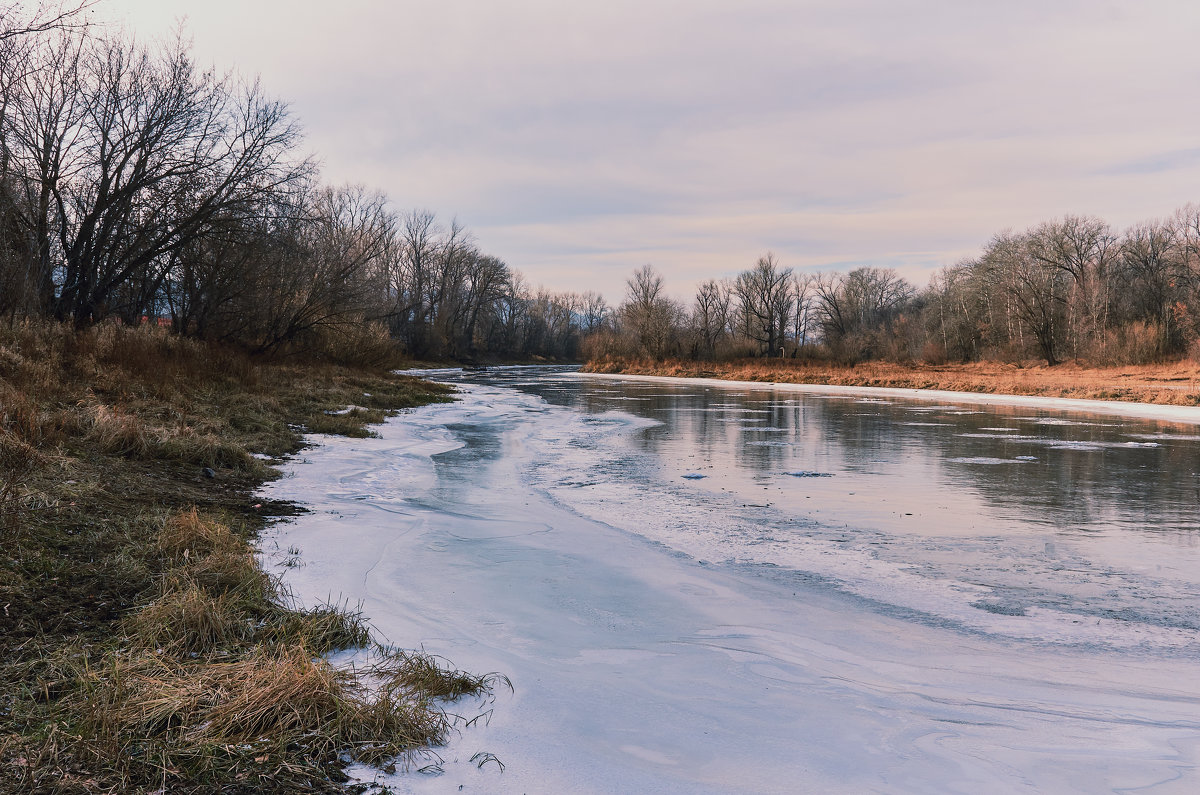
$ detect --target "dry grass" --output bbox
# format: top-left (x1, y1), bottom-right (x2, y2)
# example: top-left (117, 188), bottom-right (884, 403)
top-left (585, 357), bottom-right (1200, 406)
top-left (262, 601), bottom-right (372, 653)
top-left (304, 407), bottom-right (389, 438)
top-left (128, 582), bottom-right (253, 655)
top-left (0, 430), bottom-right (44, 530)
top-left (63, 611), bottom-right (495, 789)
top-left (382, 650), bottom-right (512, 703)
top-left (72, 646), bottom-right (454, 787)
top-left (0, 320), bottom-right (485, 794)
top-left (86, 404), bottom-right (154, 457)
top-left (187, 548), bottom-right (273, 599)
top-left (89, 502), bottom-right (490, 788)
top-left (157, 507), bottom-right (245, 561)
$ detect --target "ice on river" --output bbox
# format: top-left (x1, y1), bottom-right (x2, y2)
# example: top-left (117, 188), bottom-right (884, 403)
top-left (262, 367), bottom-right (1200, 793)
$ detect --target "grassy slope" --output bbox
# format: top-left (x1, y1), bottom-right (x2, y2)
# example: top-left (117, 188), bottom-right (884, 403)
top-left (0, 322), bottom-right (502, 794)
top-left (583, 358), bottom-right (1200, 406)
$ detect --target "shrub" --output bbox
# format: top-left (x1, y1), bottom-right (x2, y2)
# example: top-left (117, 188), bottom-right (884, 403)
top-left (305, 322), bottom-right (409, 370)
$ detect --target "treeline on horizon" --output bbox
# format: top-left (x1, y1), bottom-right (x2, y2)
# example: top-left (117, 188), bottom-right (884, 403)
top-left (0, 10), bottom-right (598, 364)
top-left (594, 208), bottom-right (1200, 368)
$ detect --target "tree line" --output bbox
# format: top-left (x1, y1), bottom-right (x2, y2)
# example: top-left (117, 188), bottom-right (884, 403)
top-left (5, 6), bottom-right (1199, 369)
top-left (0, 8), bottom-right (596, 362)
top-left (595, 209), bottom-right (1200, 367)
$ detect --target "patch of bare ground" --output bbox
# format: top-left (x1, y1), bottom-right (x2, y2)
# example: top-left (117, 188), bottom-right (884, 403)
top-left (0, 321), bottom-right (506, 794)
top-left (582, 358), bottom-right (1200, 406)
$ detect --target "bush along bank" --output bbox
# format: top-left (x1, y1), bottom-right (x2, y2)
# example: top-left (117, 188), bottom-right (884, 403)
top-left (0, 321), bottom-right (507, 794)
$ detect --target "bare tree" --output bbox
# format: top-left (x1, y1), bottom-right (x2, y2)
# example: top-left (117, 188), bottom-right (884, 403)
top-left (3, 29), bottom-right (307, 326)
top-left (791, 272), bottom-right (816, 351)
top-left (1115, 219), bottom-right (1186, 356)
top-left (1027, 215), bottom-right (1116, 357)
top-left (811, 267), bottom-right (915, 360)
top-left (579, 290), bottom-right (609, 335)
top-left (237, 184), bottom-right (393, 353)
top-left (979, 232), bottom-right (1070, 365)
top-left (923, 263), bottom-right (985, 362)
top-left (691, 278), bottom-right (731, 358)
top-left (619, 264), bottom-right (680, 358)
top-left (733, 253), bottom-right (792, 356)
top-left (385, 209), bottom-right (439, 354)
top-left (0, 1), bottom-right (95, 43)
top-left (1, 27), bottom-right (84, 315)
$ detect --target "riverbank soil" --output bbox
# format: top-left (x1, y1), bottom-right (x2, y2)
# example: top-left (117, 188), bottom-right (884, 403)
top-left (583, 358), bottom-right (1200, 405)
top-left (0, 321), bottom-right (495, 793)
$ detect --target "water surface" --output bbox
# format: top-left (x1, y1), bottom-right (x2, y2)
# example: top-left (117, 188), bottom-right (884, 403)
top-left (264, 365), bottom-right (1200, 793)
top-left (463, 366), bottom-right (1200, 652)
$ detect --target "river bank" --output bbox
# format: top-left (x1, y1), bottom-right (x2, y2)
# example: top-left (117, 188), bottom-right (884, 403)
top-left (583, 358), bottom-right (1200, 406)
top-left (0, 323), bottom-right (497, 794)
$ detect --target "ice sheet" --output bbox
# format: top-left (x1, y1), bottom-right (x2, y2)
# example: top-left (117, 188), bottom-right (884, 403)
top-left (261, 371), bottom-right (1200, 793)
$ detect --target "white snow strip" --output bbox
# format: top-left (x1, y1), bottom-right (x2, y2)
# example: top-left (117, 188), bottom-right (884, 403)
top-left (580, 372), bottom-right (1200, 425)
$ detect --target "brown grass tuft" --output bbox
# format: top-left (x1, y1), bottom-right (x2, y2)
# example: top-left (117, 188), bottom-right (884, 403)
top-left (72, 645), bottom-right (466, 786)
top-left (304, 407), bottom-right (388, 438)
top-left (87, 404), bottom-right (153, 457)
top-left (127, 583), bottom-right (252, 655)
top-left (187, 548), bottom-right (273, 601)
top-left (263, 601), bottom-right (372, 654)
top-left (0, 430), bottom-right (45, 526)
top-left (157, 508), bottom-right (243, 562)
top-left (309, 321), bottom-right (410, 371)
top-left (381, 649), bottom-right (512, 703)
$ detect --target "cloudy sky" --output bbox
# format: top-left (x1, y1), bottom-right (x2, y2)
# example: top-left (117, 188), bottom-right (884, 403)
top-left (99, 0), bottom-right (1200, 303)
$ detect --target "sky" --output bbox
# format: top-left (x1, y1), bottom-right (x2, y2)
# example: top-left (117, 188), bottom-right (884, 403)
top-left (96, 0), bottom-right (1200, 304)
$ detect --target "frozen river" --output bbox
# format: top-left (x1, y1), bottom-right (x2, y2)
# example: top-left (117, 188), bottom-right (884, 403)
top-left (264, 366), bottom-right (1200, 793)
